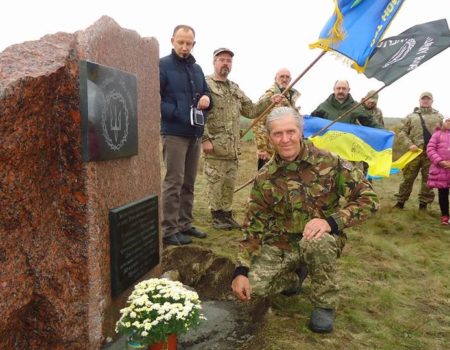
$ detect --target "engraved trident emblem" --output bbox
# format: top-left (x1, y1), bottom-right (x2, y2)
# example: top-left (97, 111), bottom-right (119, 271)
top-left (110, 104), bottom-right (122, 143)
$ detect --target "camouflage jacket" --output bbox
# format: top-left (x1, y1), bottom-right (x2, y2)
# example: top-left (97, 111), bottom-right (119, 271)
top-left (397, 107), bottom-right (443, 148)
top-left (364, 106), bottom-right (385, 127)
top-left (252, 84), bottom-right (300, 155)
top-left (311, 93), bottom-right (382, 128)
top-left (204, 75), bottom-right (254, 159)
top-left (238, 140), bottom-right (379, 268)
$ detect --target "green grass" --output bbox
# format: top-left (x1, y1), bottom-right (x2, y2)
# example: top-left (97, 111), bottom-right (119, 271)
top-left (188, 140), bottom-right (450, 350)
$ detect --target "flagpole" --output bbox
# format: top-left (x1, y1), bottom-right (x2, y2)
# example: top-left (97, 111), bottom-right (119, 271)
top-left (234, 85), bottom-right (388, 193)
top-left (240, 50), bottom-right (326, 140)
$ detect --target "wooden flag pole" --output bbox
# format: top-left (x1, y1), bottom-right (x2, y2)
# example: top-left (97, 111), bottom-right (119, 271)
top-left (240, 50), bottom-right (326, 140)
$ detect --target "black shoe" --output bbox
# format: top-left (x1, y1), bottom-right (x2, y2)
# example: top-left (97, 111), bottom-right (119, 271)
top-left (181, 227), bottom-right (207, 238)
top-left (163, 232), bottom-right (192, 246)
top-left (308, 308), bottom-right (335, 334)
top-left (393, 202), bottom-right (404, 209)
top-left (281, 265), bottom-right (308, 296)
top-left (419, 203), bottom-right (427, 211)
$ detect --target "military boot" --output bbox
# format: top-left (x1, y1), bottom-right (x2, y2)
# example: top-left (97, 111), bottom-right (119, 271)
top-left (223, 211), bottom-right (241, 229)
top-left (211, 210), bottom-right (233, 230)
top-left (393, 202), bottom-right (404, 209)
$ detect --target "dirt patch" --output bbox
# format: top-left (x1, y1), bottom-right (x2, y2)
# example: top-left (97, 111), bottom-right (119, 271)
top-left (162, 245), bottom-right (236, 300)
top-left (162, 246), bottom-right (270, 349)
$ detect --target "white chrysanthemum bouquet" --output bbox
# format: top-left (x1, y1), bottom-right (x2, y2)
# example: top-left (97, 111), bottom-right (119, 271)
top-left (115, 278), bottom-right (205, 345)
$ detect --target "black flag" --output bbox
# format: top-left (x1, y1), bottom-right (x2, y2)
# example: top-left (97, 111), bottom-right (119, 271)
top-left (364, 19), bottom-right (450, 85)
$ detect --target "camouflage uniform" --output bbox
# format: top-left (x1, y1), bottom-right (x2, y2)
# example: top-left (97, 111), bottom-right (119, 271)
top-left (204, 75), bottom-right (254, 212)
top-left (238, 140), bottom-right (379, 308)
top-left (364, 106), bottom-right (384, 127)
top-left (361, 91), bottom-right (385, 127)
top-left (252, 84), bottom-right (300, 159)
top-left (395, 107), bottom-right (443, 205)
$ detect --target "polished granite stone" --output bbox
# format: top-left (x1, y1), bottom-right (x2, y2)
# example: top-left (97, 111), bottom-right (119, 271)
top-left (0, 16), bottom-right (161, 349)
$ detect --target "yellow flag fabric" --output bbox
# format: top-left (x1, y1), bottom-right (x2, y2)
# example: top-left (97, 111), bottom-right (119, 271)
top-left (391, 149), bottom-right (423, 170)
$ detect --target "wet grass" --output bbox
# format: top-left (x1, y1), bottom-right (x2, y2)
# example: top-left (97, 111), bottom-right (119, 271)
top-left (184, 140), bottom-right (450, 350)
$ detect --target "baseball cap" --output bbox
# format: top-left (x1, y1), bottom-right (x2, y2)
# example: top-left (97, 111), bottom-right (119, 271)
top-left (213, 48), bottom-right (234, 57)
top-left (420, 91), bottom-right (433, 99)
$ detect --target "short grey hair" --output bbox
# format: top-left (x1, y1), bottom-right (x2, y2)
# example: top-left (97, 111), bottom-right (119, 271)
top-left (266, 107), bottom-right (303, 133)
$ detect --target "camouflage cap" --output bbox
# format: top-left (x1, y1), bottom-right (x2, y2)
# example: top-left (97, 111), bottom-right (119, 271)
top-left (364, 90), bottom-right (378, 102)
top-left (213, 48), bottom-right (234, 57)
top-left (420, 91), bottom-right (433, 99)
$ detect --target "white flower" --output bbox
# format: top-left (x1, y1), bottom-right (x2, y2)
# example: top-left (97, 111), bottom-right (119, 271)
top-left (115, 278), bottom-right (204, 337)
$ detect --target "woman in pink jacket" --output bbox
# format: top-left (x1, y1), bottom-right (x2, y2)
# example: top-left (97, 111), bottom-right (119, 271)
top-left (427, 116), bottom-right (450, 225)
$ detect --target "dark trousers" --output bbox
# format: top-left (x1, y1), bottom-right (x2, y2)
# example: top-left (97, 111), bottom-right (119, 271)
top-left (438, 188), bottom-right (449, 216)
top-left (161, 135), bottom-right (201, 237)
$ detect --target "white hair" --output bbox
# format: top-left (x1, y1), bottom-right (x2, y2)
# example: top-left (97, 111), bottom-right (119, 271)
top-left (266, 107), bottom-right (303, 133)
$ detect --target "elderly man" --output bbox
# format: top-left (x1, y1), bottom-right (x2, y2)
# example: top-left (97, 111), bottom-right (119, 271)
top-left (203, 48), bottom-right (255, 230)
top-left (231, 107), bottom-right (379, 333)
top-left (252, 68), bottom-right (301, 169)
top-left (394, 91), bottom-right (443, 210)
top-left (311, 80), bottom-right (381, 128)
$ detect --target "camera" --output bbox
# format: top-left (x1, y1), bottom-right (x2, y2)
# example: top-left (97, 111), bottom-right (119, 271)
top-left (190, 107), bottom-right (205, 126)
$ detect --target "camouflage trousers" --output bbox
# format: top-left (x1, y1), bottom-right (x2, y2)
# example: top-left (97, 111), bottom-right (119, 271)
top-left (395, 152), bottom-right (434, 204)
top-left (249, 233), bottom-right (346, 309)
top-left (204, 158), bottom-right (238, 211)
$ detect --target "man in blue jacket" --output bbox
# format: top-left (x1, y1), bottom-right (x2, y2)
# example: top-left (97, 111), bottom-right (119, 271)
top-left (160, 24), bottom-right (211, 245)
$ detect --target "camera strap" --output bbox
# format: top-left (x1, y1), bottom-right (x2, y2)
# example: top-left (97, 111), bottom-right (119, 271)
top-left (417, 112), bottom-right (432, 146)
top-left (184, 65), bottom-right (198, 107)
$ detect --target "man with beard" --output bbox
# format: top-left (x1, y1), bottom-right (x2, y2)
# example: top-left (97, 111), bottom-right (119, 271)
top-left (203, 48), bottom-right (255, 230)
top-left (394, 91), bottom-right (443, 211)
top-left (252, 68), bottom-right (301, 169)
top-left (311, 80), bottom-right (381, 128)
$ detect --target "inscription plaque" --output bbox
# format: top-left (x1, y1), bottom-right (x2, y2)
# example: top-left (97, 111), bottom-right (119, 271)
top-left (79, 60), bottom-right (138, 162)
top-left (109, 195), bottom-right (159, 297)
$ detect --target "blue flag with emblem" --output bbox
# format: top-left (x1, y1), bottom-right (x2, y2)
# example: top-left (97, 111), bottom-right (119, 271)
top-left (303, 116), bottom-right (395, 177)
top-left (310, 0), bottom-right (405, 71)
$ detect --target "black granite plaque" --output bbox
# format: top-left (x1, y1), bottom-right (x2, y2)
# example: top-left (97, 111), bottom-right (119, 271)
top-left (109, 195), bottom-right (159, 297)
top-left (79, 60), bottom-right (138, 162)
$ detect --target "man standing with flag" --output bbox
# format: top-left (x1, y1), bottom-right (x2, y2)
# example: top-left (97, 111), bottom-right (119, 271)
top-left (394, 92), bottom-right (443, 211)
top-left (252, 68), bottom-right (301, 169)
top-left (311, 80), bottom-right (382, 128)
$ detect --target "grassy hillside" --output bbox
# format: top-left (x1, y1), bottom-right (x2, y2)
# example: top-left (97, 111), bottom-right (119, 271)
top-left (188, 140), bottom-right (450, 350)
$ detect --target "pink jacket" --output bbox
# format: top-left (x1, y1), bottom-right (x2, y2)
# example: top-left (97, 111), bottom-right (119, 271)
top-left (426, 127), bottom-right (450, 189)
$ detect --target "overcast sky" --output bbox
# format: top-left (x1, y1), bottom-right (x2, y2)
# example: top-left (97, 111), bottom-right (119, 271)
top-left (1, 0), bottom-right (449, 119)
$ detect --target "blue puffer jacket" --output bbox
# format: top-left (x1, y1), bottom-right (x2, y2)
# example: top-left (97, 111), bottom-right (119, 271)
top-left (160, 50), bottom-right (211, 138)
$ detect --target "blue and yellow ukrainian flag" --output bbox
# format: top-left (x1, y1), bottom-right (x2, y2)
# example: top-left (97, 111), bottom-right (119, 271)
top-left (310, 0), bottom-right (405, 71)
top-left (303, 116), bottom-right (394, 177)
